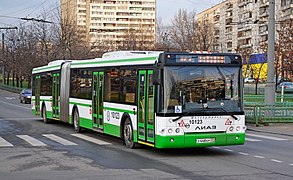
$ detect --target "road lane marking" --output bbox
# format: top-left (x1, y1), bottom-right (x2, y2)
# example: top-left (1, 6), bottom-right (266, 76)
top-left (271, 159), bottom-right (283, 163)
top-left (0, 137), bottom-right (14, 147)
top-left (0, 118), bottom-right (42, 121)
top-left (290, 164), bottom-right (293, 166)
top-left (224, 149), bottom-right (234, 152)
top-left (254, 155), bottom-right (265, 159)
top-left (5, 97), bottom-right (16, 100)
top-left (16, 135), bottom-right (47, 146)
top-left (43, 134), bottom-right (77, 145)
top-left (71, 134), bottom-right (111, 145)
top-left (0, 100), bottom-right (31, 110)
top-left (239, 152), bottom-right (249, 156)
top-left (245, 137), bottom-right (262, 142)
top-left (246, 133), bottom-right (288, 141)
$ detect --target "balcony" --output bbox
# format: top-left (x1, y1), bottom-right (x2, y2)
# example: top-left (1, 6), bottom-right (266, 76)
top-left (259, 11), bottom-right (269, 18)
top-left (239, 43), bottom-right (253, 48)
top-left (259, 1), bottom-right (269, 8)
top-left (281, 3), bottom-right (293, 12)
top-left (238, 0), bottom-right (253, 7)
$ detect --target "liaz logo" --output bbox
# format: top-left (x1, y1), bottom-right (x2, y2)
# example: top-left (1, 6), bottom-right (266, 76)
top-left (195, 125), bottom-right (216, 130)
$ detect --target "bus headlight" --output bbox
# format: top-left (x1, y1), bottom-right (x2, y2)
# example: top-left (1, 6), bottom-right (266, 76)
top-left (168, 128), bottom-right (173, 134)
top-left (236, 126), bottom-right (240, 131)
top-left (175, 128), bottom-right (180, 133)
top-left (229, 126), bottom-right (234, 132)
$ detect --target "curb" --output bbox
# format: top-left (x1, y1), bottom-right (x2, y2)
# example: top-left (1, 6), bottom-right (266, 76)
top-left (247, 127), bottom-right (293, 137)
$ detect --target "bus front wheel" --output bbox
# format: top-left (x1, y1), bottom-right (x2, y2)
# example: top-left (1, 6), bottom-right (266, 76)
top-left (123, 118), bottom-right (135, 148)
top-left (73, 109), bottom-right (82, 133)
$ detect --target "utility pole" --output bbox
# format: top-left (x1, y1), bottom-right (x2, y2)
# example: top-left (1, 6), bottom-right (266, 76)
top-left (0, 27), bottom-right (18, 84)
top-left (1, 33), bottom-right (4, 84)
top-left (265, 0), bottom-right (275, 106)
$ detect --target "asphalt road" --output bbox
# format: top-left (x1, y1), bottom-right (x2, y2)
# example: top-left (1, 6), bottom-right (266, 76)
top-left (0, 89), bottom-right (293, 180)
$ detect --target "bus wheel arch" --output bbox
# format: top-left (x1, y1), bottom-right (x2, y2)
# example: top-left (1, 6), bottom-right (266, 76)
top-left (72, 106), bottom-right (82, 133)
top-left (121, 113), bottom-right (135, 148)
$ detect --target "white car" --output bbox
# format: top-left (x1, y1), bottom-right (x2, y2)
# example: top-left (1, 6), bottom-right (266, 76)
top-left (244, 78), bottom-right (255, 83)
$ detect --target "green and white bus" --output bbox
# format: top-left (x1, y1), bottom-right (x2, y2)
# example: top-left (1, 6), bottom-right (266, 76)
top-left (32, 51), bottom-right (246, 148)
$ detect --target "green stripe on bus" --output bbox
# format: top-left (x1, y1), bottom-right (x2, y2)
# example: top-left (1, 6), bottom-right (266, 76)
top-left (80, 117), bottom-right (93, 130)
top-left (103, 122), bottom-right (138, 141)
top-left (103, 106), bottom-right (134, 114)
top-left (71, 57), bottom-right (157, 66)
top-left (32, 65), bottom-right (60, 73)
top-left (69, 102), bottom-right (91, 107)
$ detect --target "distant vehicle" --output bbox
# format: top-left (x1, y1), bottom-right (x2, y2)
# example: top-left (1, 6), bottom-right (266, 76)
top-left (277, 78), bottom-right (291, 85)
top-left (19, 89), bottom-right (32, 104)
top-left (277, 82), bottom-right (293, 93)
top-left (244, 78), bottom-right (255, 83)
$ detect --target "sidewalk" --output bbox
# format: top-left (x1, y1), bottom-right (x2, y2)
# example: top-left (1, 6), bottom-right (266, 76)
top-left (246, 123), bottom-right (293, 136)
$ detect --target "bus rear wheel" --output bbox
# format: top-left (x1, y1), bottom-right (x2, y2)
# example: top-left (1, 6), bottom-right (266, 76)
top-left (42, 105), bottom-right (49, 124)
top-left (123, 118), bottom-right (135, 148)
top-left (73, 109), bottom-right (82, 133)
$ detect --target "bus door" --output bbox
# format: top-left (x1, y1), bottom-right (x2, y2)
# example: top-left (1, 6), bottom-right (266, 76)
top-left (92, 72), bottom-right (104, 130)
top-left (52, 73), bottom-right (60, 119)
top-left (35, 76), bottom-right (41, 115)
top-left (138, 70), bottom-right (155, 144)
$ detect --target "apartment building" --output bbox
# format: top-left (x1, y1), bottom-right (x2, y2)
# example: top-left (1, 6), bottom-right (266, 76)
top-left (197, 0), bottom-right (292, 54)
top-left (61, 0), bottom-right (156, 51)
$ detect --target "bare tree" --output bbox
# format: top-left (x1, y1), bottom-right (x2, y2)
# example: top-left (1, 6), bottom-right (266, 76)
top-left (196, 18), bottom-right (214, 51)
top-left (155, 18), bottom-right (175, 51)
top-left (170, 9), bottom-right (198, 51)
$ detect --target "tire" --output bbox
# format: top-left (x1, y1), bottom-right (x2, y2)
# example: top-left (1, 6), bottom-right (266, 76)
top-left (73, 109), bottom-right (82, 133)
top-left (42, 105), bottom-right (49, 124)
top-left (123, 118), bottom-right (135, 148)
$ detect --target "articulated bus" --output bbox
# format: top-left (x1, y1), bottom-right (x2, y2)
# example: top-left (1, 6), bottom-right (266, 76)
top-left (32, 51), bottom-right (246, 148)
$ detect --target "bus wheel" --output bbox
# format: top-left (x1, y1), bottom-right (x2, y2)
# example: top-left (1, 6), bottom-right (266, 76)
top-left (73, 109), bottom-right (82, 133)
top-left (123, 118), bottom-right (135, 148)
top-left (42, 105), bottom-right (49, 124)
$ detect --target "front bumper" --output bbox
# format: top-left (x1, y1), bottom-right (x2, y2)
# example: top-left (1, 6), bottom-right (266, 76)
top-left (155, 132), bottom-right (245, 148)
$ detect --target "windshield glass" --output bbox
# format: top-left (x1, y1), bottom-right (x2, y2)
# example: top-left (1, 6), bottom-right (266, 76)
top-left (160, 66), bottom-right (242, 113)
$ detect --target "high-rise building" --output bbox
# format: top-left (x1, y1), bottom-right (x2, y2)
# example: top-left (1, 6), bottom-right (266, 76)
top-left (197, 0), bottom-right (292, 54)
top-left (61, 0), bottom-right (156, 51)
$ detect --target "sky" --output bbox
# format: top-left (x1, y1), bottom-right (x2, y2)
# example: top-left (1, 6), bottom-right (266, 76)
top-left (0, 0), bottom-right (222, 27)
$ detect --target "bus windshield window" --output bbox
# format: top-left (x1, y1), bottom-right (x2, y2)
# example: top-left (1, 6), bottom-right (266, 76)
top-left (161, 66), bottom-right (241, 113)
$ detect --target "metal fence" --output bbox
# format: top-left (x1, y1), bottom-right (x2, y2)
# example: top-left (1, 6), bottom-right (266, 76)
top-left (244, 95), bottom-right (293, 125)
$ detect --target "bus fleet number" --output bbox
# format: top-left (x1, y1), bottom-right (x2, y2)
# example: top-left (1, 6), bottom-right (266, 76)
top-left (189, 120), bottom-right (203, 125)
top-left (111, 112), bottom-right (120, 120)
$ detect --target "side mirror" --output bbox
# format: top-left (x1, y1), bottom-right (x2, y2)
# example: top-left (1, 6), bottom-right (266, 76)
top-left (153, 68), bottom-right (160, 85)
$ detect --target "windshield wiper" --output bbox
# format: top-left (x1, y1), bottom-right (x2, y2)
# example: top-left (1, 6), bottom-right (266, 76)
top-left (171, 107), bottom-right (238, 122)
top-left (206, 107), bottom-right (238, 120)
top-left (171, 108), bottom-right (203, 122)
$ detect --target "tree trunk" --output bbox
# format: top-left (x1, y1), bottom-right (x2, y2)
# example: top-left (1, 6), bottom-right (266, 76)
top-left (16, 75), bottom-right (19, 87)
top-left (12, 71), bottom-right (15, 87)
top-left (6, 72), bottom-right (10, 85)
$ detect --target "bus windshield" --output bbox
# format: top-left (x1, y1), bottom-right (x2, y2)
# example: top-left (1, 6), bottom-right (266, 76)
top-left (161, 66), bottom-right (242, 114)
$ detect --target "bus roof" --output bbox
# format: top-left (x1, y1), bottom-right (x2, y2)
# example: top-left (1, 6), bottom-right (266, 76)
top-left (32, 51), bottom-right (161, 74)
top-left (32, 51), bottom-right (241, 74)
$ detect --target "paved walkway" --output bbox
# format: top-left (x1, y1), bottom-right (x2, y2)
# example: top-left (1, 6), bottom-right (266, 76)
top-left (246, 123), bottom-right (293, 136)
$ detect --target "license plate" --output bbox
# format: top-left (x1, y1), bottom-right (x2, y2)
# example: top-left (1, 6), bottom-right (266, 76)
top-left (196, 138), bottom-right (215, 144)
